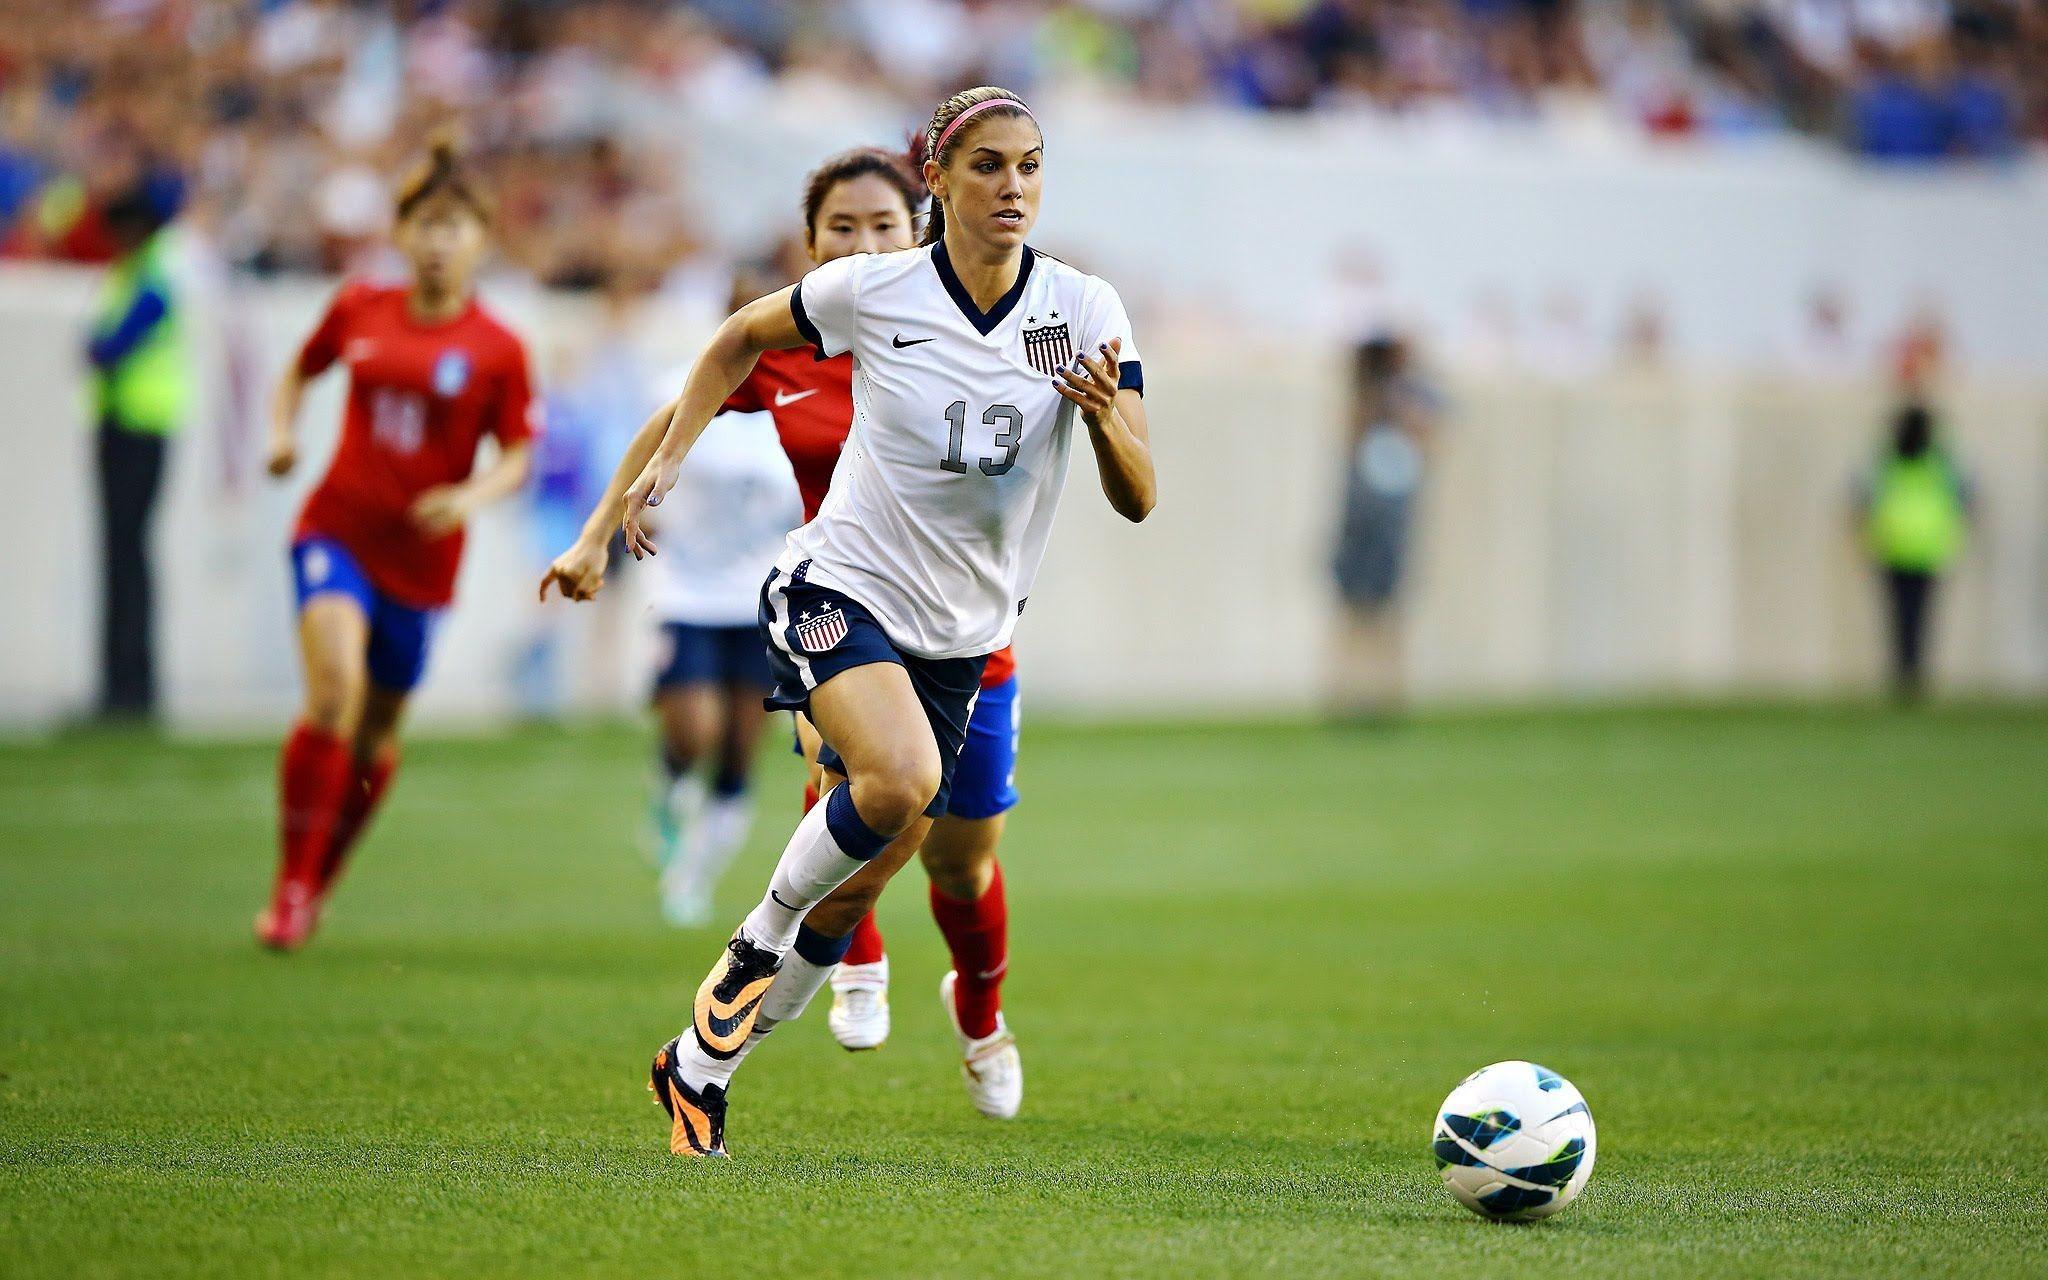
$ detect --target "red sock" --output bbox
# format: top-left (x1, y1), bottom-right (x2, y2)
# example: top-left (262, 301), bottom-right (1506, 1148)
top-left (932, 861), bottom-right (1008, 1040)
top-left (802, 781), bottom-right (820, 814)
top-left (844, 910), bottom-right (887, 967)
top-left (276, 723), bottom-right (352, 895)
top-left (317, 748), bottom-right (396, 894)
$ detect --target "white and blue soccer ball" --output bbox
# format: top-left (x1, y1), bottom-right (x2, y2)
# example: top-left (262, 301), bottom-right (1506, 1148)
top-left (1433, 1060), bottom-right (1597, 1222)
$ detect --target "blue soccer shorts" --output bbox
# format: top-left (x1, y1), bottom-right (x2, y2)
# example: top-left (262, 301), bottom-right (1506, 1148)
top-left (654, 621), bottom-right (775, 695)
top-left (290, 536), bottom-right (439, 692)
top-left (947, 672), bottom-right (1020, 820)
top-left (760, 563), bottom-right (986, 818)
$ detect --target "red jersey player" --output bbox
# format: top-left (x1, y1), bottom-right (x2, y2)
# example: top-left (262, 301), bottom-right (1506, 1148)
top-left (542, 145), bottom-right (1025, 1119)
top-left (257, 139), bottom-right (537, 950)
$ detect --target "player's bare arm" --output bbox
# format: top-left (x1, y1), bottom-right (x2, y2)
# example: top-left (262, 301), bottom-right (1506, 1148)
top-left (538, 394), bottom-right (677, 602)
top-left (410, 439), bottom-right (533, 538)
top-left (266, 364), bottom-right (312, 478)
top-left (1055, 336), bottom-right (1154, 521)
top-left (620, 287), bottom-right (808, 559)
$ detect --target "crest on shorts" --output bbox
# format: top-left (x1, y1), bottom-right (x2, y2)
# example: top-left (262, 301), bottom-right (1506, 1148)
top-left (794, 607), bottom-right (849, 653)
top-left (1021, 311), bottom-right (1074, 377)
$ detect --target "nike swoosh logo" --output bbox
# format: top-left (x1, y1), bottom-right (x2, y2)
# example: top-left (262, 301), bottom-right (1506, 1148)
top-left (975, 961), bottom-right (1009, 982)
top-left (701, 990), bottom-right (765, 1043)
top-left (770, 890), bottom-right (803, 911)
top-left (773, 388), bottom-right (818, 406)
top-left (892, 335), bottom-right (936, 348)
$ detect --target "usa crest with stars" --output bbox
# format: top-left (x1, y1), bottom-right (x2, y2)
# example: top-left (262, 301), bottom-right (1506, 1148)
top-left (793, 605), bottom-right (849, 653)
top-left (1021, 310), bottom-right (1074, 377)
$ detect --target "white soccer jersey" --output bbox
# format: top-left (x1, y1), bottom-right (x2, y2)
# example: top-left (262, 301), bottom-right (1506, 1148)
top-left (784, 243), bottom-right (1143, 659)
top-left (650, 405), bottom-right (804, 627)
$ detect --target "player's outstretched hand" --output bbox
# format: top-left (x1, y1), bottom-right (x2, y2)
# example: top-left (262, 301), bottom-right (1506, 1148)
top-left (1054, 337), bottom-right (1121, 426)
top-left (539, 538), bottom-right (608, 603)
top-left (409, 485), bottom-right (474, 537)
top-left (621, 454), bottom-right (681, 560)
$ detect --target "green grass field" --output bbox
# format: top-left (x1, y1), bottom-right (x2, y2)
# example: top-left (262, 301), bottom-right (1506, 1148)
top-left (3, 705), bottom-right (2045, 1277)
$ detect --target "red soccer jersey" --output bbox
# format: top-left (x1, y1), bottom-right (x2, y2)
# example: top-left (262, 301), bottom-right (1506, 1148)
top-left (721, 346), bottom-right (854, 522)
top-left (728, 346), bottom-right (1015, 688)
top-left (294, 282), bottom-right (538, 609)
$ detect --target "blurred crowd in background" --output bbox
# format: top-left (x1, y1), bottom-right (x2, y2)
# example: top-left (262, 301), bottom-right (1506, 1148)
top-left (0, 0), bottom-right (2039, 281)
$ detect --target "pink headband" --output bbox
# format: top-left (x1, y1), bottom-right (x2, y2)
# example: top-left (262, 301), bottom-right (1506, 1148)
top-left (933, 98), bottom-right (1034, 160)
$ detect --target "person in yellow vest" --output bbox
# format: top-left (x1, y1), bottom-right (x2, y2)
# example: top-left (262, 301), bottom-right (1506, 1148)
top-left (85, 190), bottom-right (188, 719)
top-left (1859, 401), bottom-right (1972, 702)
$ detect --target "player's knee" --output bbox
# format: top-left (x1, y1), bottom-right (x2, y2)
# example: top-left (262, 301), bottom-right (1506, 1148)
top-left (301, 668), bottom-right (363, 735)
top-left (852, 753), bottom-right (940, 833)
top-left (657, 700), bottom-right (714, 762)
top-left (924, 849), bottom-right (991, 901)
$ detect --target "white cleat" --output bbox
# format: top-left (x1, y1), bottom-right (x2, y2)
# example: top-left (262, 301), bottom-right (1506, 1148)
top-left (828, 958), bottom-right (890, 1050)
top-left (940, 970), bottom-right (1021, 1119)
top-left (658, 863), bottom-right (712, 928)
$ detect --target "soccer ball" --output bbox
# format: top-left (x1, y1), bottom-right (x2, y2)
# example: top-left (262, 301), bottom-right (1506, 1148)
top-left (1432, 1060), bottom-right (1597, 1222)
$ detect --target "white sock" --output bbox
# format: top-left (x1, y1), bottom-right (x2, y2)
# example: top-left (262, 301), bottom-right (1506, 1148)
top-left (738, 784), bottom-right (890, 954)
top-left (676, 1021), bottom-right (776, 1091)
top-left (697, 791), bottom-right (753, 885)
top-left (658, 773), bottom-right (706, 869)
top-left (672, 926), bottom-right (851, 1092)
top-left (761, 950), bottom-right (837, 1023)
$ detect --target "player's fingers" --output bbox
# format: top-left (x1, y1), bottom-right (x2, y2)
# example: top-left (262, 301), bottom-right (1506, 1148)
top-left (1052, 379), bottom-right (1096, 411)
top-left (1057, 363), bottom-right (1110, 410)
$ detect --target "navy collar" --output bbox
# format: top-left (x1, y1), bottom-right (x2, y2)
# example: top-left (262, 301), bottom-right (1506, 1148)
top-left (932, 241), bottom-right (1035, 336)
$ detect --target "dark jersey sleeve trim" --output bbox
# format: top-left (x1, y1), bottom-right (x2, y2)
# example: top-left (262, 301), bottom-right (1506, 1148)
top-left (789, 283), bottom-right (830, 361)
top-left (1118, 359), bottom-right (1144, 395)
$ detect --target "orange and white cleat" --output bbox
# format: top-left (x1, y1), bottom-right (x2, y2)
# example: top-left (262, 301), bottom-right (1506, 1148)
top-left (692, 931), bottom-right (781, 1060)
top-left (649, 1036), bottom-right (729, 1157)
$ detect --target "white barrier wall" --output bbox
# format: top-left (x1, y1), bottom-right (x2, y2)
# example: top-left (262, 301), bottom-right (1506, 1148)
top-left (3, 262), bottom-right (2042, 732)
top-left (672, 108), bottom-right (2048, 370)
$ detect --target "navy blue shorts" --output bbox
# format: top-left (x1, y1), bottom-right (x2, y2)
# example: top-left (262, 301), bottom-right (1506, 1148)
top-left (653, 621), bottom-right (774, 694)
top-left (760, 564), bottom-right (986, 818)
top-left (291, 536), bottom-right (439, 692)
top-left (791, 671), bottom-right (1021, 819)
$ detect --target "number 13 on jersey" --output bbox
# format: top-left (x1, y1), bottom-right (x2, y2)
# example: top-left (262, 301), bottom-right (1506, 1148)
top-left (940, 401), bottom-right (1022, 477)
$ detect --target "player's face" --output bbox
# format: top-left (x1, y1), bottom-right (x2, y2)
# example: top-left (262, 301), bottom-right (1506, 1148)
top-left (930, 116), bottom-right (1041, 253)
top-left (808, 174), bottom-right (915, 264)
top-left (398, 199), bottom-right (487, 295)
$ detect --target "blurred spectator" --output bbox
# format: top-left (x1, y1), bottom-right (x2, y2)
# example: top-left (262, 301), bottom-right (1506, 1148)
top-left (1328, 332), bottom-right (1438, 720)
top-left (1855, 400), bottom-right (1972, 701)
top-left (0, 0), bottom-right (2035, 291)
top-left (514, 273), bottom-right (656, 717)
top-left (85, 188), bottom-right (187, 720)
top-left (1890, 298), bottom-right (1949, 395)
top-left (1615, 288), bottom-right (1671, 370)
top-left (1789, 283), bottom-right (1859, 379)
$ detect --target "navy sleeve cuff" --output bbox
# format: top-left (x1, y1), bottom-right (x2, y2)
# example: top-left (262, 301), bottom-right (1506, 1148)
top-left (789, 284), bottom-right (829, 361)
top-left (1118, 359), bottom-right (1144, 395)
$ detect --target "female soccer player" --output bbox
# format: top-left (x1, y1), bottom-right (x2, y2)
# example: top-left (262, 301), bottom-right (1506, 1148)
top-left (544, 144), bottom-right (1034, 1118)
top-left (595, 85), bottom-right (1151, 1156)
top-left (257, 139), bottom-right (537, 950)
